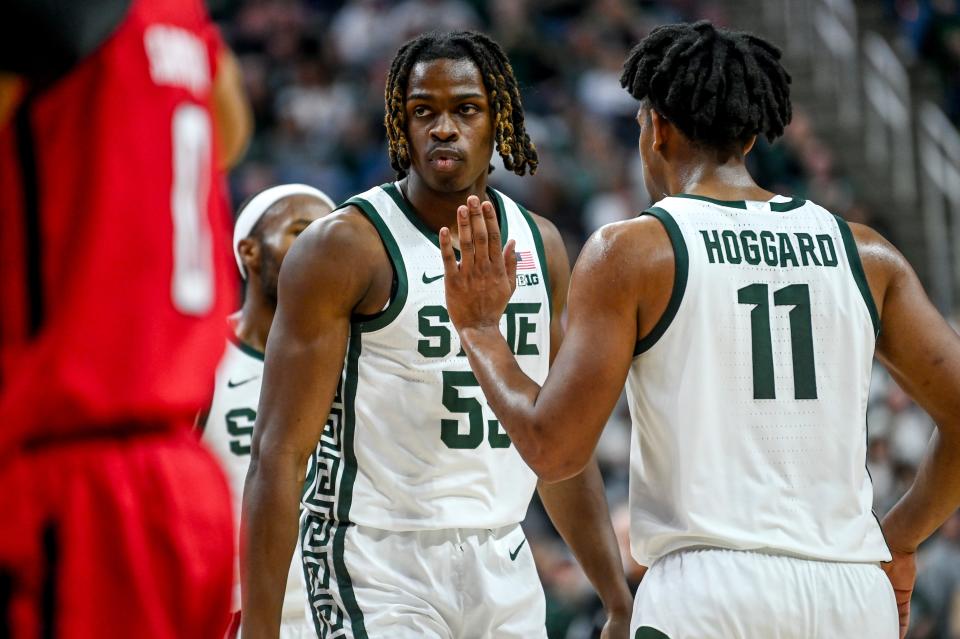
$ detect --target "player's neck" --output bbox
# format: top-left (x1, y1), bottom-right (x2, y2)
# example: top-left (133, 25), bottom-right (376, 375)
top-left (673, 160), bottom-right (774, 202)
top-left (401, 172), bottom-right (489, 233)
top-left (235, 294), bottom-right (275, 354)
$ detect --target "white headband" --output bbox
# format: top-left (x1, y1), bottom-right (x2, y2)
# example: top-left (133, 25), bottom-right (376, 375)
top-left (233, 183), bottom-right (336, 278)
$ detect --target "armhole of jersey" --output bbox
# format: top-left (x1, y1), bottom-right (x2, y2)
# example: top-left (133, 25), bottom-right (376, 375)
top-left (634, 206), bottom-right (689, 356)
top-left (346, 197), bottom-right (408, 333)
top-left (227, 331), bottom-right (264, 361)
top-left (833, 215), bottom-right (881, 338)
top-left (515, 202), bottom-right (552, 317)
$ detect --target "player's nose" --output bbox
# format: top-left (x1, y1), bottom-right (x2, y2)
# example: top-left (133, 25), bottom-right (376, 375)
top-left (430, 111), bottom-right (458, 141)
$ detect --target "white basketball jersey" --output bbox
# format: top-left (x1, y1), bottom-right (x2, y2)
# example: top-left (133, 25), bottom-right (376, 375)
top-left (627, 194), bottom-right (890, 566)
top-left (200, 335), bottom-right (307, 620)
top-left (301, 183), bottom-right (550, 531)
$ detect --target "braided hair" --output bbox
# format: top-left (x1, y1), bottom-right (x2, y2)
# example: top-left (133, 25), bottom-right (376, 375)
top-left (620, 21), bottom-right (792, 157)
top-left (384, 31), bottom-right (538, 178)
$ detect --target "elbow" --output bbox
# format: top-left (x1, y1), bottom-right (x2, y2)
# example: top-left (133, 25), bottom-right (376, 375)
top-left (520, 424), bottom-right (590, 483)
top-left (534, 458), bottom-right (590, 484)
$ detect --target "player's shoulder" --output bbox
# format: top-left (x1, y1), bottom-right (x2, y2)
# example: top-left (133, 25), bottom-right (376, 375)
top-left (280, 203), bottom-right (387, 290)
top-left (586, 214), bottom-right (673, 271)
top-left (844, 220), bottom-right (914, 300)
top-left (295, 204), bottom-right (381, 259)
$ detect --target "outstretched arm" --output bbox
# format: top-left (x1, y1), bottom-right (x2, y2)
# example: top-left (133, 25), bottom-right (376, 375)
top-left (853, 224), bottom-right (960, 638)
top-left (241, 209), bottom-right (384, 637)
top-left (526, 215), bottom-right (632, 636)
top-left (440, 196), bottom-right (667, 482)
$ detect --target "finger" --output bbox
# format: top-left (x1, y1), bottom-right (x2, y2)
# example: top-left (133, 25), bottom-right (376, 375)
top-left (457, 204), bottom-right (472, 272)
top-left (504, 239), bottom-right (518, 295)
top-left (483, 200), bottom-right (501, 262)
top-left (467, 195), bottom-right (489, 265)
top-left (439, 227), bottom-right (458, 277)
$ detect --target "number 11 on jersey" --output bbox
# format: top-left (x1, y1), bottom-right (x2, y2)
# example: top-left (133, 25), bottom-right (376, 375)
top-left (738, 283), bottom-right (818, 400)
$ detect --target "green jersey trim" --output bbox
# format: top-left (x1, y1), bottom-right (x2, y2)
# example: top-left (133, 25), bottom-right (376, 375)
top-left (515, 202), bottom-right (552, 317)
top-left (381, 182), bottom-right (509, 253)
top-left (335, 330), bottom-right (367, 635)
top-left (770, 198), bottom-right (806, 212)
top-left (634, 207), bottom-right (689, 356)
top-left (346, 196), bottom-right (409, 333)
top-left (300, 330), bottom-right (367, 638)
top-left (635, 628), bottom-right (671, 639)
top-left (833, 215), bottom-right (881, 338)
top-left (671, 193), bottom-right (805, 212)
top-left (227, 331), bottom-right (264, 361)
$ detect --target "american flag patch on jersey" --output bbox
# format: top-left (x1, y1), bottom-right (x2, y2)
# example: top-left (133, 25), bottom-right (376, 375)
top-left (516, 250), bottom-right (536, 271)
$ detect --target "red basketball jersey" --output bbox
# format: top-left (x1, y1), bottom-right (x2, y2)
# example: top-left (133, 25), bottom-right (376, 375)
top-left (0, 0), bottom-right (235, 455)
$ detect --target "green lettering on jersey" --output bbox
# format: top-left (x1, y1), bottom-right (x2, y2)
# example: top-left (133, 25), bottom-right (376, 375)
top-left (418, 306), bottom-right (451, 358)
top-left (796, 233), bottom-right (822, 266)
top-left (441, 371), bottom-right (485, 448)
top-left (225, 407), bottom-right (256, 456)
top-left (817, 234), bottom-right (839, 267)
top-left (700, 230), bottom-right (724, 264)
top-left (759, 231), bottom-right (778, 266)
top-left (721, 230), bottom-right (743, 264)
top-left (777, 233), bottom-right (799, 267)
top-left (419, 303), bottom-right (541, 359)
top-left (740, 230), bottom-right (761, 265)
top-left (505, 303), bottom-right (541, 356)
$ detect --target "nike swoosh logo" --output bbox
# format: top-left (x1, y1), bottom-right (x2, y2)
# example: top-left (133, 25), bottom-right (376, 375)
top-left (227, 376), bottom-right (260, 388)
top-left (422, 273), bottom-right (445, 284)
top-left (509, 538), bottom-right (527, 561)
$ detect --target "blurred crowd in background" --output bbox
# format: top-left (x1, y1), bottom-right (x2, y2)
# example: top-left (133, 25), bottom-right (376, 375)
top-left (886, 0), bottom-right (960, 125)
top-left (207, 0), bottom-right (960, 636)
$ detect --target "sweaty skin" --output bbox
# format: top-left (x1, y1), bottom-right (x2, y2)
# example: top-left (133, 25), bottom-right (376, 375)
top-left (442, 106), bottom-right (960, 639)
top-left (241, 57), bottom-right (632, 638)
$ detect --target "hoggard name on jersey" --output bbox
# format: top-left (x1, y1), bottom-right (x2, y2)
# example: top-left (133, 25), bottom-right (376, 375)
top-left (700, 229), bottom-right (839, 269)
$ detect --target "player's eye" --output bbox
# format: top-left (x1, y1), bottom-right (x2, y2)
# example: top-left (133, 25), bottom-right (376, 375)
top-left (459, 104), bottom-right (479, 115)
top-left (413, 105), bottom-right (431, 117)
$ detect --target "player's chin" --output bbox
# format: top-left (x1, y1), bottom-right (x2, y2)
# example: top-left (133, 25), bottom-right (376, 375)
top-left (424, 169), bottom-right (472, 193)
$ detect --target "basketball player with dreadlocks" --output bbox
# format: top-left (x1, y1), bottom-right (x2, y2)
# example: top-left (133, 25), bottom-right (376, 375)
top-left (241, 31), bottom-right (632, 638)
top-left (442, 21), bottom-right (960, 639)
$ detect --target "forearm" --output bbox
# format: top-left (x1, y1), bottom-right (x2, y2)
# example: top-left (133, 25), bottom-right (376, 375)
top-left (537, 459), bottom-right (632, 613)
top-left (882, 430), bottom-right (960, 552)
top-left (459, 326), bottom-right (555, 464)
top-left (240, 449), bottom-right (306, 637)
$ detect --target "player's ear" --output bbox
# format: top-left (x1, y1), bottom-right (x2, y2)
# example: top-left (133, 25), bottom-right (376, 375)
top-left (742, 134), bottom-right (758, 157)
top-left (238, 237), bottom-right (260, 275)
top-left (650, 108), bottom-right (670, 155)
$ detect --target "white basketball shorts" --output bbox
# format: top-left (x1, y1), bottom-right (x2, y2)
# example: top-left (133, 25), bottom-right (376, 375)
top-left (631, 547), bottom-right (898, 639)
top-left (299, 512), bottom-right (547, 638)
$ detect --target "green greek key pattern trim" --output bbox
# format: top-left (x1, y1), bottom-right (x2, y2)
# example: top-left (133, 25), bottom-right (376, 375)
top-left (301, 330), bottom-right (367, 637)
top-left (635, 207), bottom-right (689, 355)
top-left (345, 196), bottom-right (408, 333)
top-left (833, 215), bottom-right (881, 337)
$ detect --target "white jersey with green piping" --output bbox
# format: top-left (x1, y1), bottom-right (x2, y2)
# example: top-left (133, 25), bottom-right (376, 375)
top-left (625, 193), bottom-right (890, 566)
top-left (300, 182), bottom-right (550, 532)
